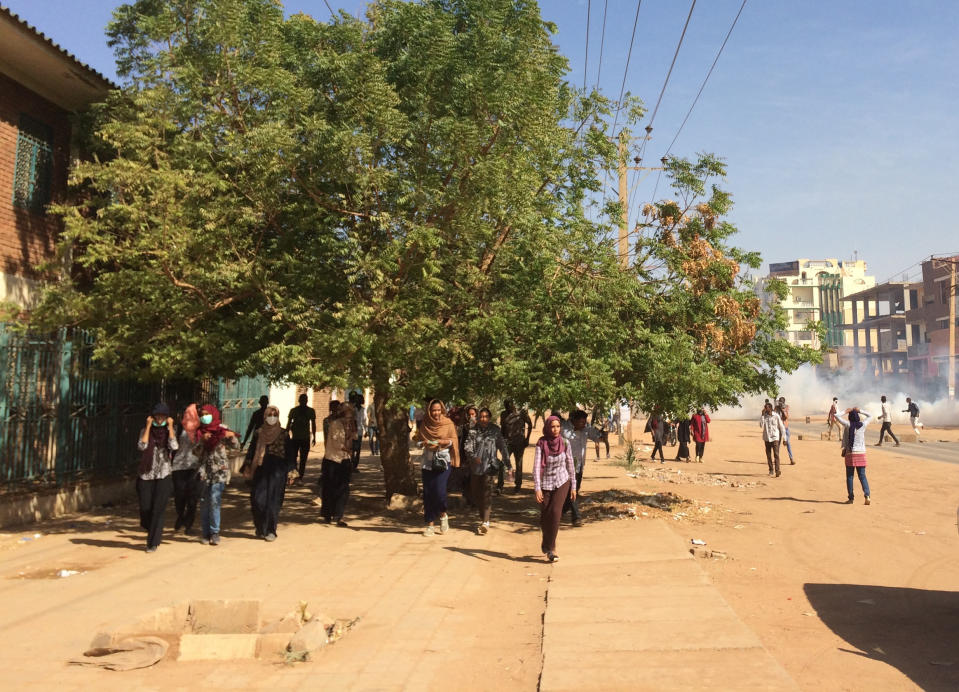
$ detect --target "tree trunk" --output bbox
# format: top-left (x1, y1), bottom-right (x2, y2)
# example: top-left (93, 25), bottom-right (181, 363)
top-left (374, 386), bottom-right (419, 500)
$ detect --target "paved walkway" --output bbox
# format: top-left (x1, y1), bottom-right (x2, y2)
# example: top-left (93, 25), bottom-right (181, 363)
top-left (540, 520), bottom-right (797, 691)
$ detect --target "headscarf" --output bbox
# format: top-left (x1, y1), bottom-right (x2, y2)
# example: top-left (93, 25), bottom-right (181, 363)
top-left (181, 403), bottom-right (200, 443)
top-left (252, 405), bottom-right (284, 469)
top-left (536, 415), bottom-right (566, 466)
top-left (139, 402), bottom-right (172, 475)
top-left (197, 404), bottom-right (228, 452)
top-left (846, 409), bottom-right (862, 450)
top-left (414, 399), bottom-right (460, 468)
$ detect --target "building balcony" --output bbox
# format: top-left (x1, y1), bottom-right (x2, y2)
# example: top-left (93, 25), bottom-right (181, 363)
top-left (908, 342), bottom-right (930, 358)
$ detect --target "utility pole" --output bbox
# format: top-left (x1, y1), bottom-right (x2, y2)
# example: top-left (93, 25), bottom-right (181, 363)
top-left (616, 131), bottom-right (664, 269)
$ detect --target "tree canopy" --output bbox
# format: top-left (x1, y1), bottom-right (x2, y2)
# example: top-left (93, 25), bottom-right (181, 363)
top-left (32, 0), bottom-right (818, 495)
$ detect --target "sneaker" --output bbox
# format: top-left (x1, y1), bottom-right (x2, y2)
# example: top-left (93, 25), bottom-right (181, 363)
top-left (775, 470), bottom-right (781, 477)
top-left (336, 520), bottom-right (349, 528)
top-left (547, 552), bottom-right (559, 562)
top-left (864, 497), bottom-right (871, 505)
top-left (845, 498), bottom-right (854, 504)
top-left (478, 523), bottom-right (488, 535)
top-left (264, 533), bottom-right (277, 542)
top-left (200, 536), bottom-right (210, 545)
top-left (424, 526), bottom-right (435, 537)
top-left (440, 515), bottom-right (449, 534)
top-left (769, 472), bottom-right (775, 477)
top-left (874, 442), bottom-right (882, 446)
top-left (210, 533), bottom-right (220, 546)
top-left (894, 442), bottom-right (900, 447)
top-left (145, 545), bottom-right (157, 553)
top-left (789, 460), bottom-right (796, 465)
top-left (572, 519), bottom-right (584, 528)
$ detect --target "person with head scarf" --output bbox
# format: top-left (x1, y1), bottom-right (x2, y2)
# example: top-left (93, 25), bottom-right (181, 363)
top-left (533, 415), bottom-right (575, 562)
top-left (245, 405), bottom-right (293, 540)
top-left (691, 408), bottom-right (711, 463)
top-left (171, 403), bottom-right (202, 535)
top-left (836, 406), bottom-right (873, 505)
top-left (320, 402), bottom-right (355, 527)
top-left (194, 404), bottom-right (238, 546)
top-left (136, 402), bottom-right (178, 552)
top-left (414, 399), bottom-right (460, 536)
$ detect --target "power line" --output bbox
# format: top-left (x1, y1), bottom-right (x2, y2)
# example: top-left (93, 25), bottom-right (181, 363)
top-left (594, 0), bottom-right (609, 88)
top-left (608, 0), bottom-right (643, 139)
top-left (583, 0), bottom-right (592, 90)
top-left (322, 0), bottom-right (335, 18)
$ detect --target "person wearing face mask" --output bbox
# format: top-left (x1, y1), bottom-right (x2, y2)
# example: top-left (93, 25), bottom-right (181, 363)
top-left (414, 399), bottom-right (459, 536)
top-left (171, 403), bottom-right (202, 535)
top-left (246, 405), bottom-right (293, 541)
top-left (320, 402), bottom-right (354, 527)
top-left (194, 404), bottom-right (238, 546)
top-left (464, 407), bottom-right (511, 534)
top-left (136, 402), bottom-right (178, 553)
top-left (533, 416), bottom-right (575, 562)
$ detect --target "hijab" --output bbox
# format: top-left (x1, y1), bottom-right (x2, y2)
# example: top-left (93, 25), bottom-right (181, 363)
top-left (415, 399), bottom-right (460, 468)
top-left (536, 415), bottom-right (566, 465)
top-left (846, 409), bottom-right (862, 450)
top-left (197, 404), bottom-right (227, 452)
top-left (181, 403), bottom-right (200, 443)
top-left (139, 402), bottom-right (172, 475)
top-left (252, 405), bottom-right (284, 469)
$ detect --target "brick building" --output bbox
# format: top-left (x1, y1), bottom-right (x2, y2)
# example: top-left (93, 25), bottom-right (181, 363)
top-left (0, 7), bottom-right (112, 306)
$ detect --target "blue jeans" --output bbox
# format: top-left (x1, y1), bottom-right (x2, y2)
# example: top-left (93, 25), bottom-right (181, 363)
top-left (845, 466), bottom-right (870, 499)
top-left (783, 427), bottom-right (794, 461)
top-left (201, 481), bottom-right (225, 537)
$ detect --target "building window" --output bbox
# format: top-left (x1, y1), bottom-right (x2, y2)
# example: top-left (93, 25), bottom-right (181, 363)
top-left (12, 114), bottom-right (54, 213)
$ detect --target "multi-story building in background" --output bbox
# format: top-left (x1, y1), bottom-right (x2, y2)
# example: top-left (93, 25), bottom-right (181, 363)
top-left (755, 258), bottom-right (875, 352)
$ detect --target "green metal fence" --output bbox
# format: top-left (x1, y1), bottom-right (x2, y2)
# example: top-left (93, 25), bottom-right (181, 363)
top-left (0, 326), bottom-right (268, 488)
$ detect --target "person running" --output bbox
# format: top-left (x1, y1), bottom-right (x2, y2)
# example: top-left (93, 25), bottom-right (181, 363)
top-left (533, 416), bottom-right (575, 562)
top-left (464, 408), bottom-right (511, 535)
top-left (775, 397), bottom-right (795, 465)
top-left (648, 412), bottom-right (666, 463)
top-left (415, 399), bottom-right (459, 536)
top-left (902, 397), bottom-right (924, 442)
top-left (760, 402), bottom-right (785, 478)
top-left (136, 402), bottom-right (177, 553)
top-left (826, 397), bottom-right (840, 440)
top-left (562, 410), bottom-right (599, 527)
top-left (500, 400), bottom-right (533, 490)
top-left (837, 407), bottom-right (873, 505)
top-left (196, 404), bottom-right (238, 546)
top-left (246, 405), bottom-right (295, 540)
top-left (287, 393), bottom-right (317, 481)
top-left (674, 415), bottom-right (692, 462)
top-left (320, 403), bottom-right (354, 527)
top-left (171, 403), bottom-right (202, 536)
top-left (691, 408), bottom-right (710, 463)
top-left (875, 394), bottom-right (900, 447)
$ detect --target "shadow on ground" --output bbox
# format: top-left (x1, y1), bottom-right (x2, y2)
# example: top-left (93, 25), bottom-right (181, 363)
top-left (760, 496), bottom-right (848, 505)
top-left (805, 583), bottom-right (959, 691)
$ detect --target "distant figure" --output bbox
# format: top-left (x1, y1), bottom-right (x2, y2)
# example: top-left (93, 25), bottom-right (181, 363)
top-left (241, 395), bottom-right (270, 452)
top-left (590, 406), bottom-right (611, 460)
top-left (760, 402), bottom-right (785, 478)
top-left (349, 393), bottom-right (366, 471)
top-left (674, 415), bottom-right (691, 462)
top-left (500, 400), bottom-right (533, 490)
top-left (287, 393), bottom-right (317, 481)
top-left (775, 397), bottom-right (795, 464)
top-left (902, 397), bottom-right (924, 442)
top-left (648, 412), bottom-right (666, 463)
top-left (366, 400), bottom-right (380, 455)
top-left (875, 395), bottom-right (900, 447)
top-left (690, 408), bottom-right (710, 463)
top-left (837, 407), bottom-right (873, 505)
top-left (321, 403), bottom-right (354, 527)
top-left (826, 397), bottom-right (839, 440)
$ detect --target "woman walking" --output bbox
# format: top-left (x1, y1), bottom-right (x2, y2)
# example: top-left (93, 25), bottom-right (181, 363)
top-left (533, 416), bottom-right (575, 562)
top-left (414, 399), bottom-right (459, 536)
top-left (320, 403), bottom-right (354, 527)
top-left (674, 415), bottom-right (691, 462)
top-left (247, 405), bottom-right (294, 539)
top-left (837, 407), bottom-right (873, 505)
top-left (196, 404), bottom-right (238, 546)
top-left (691, 408), bottom-right (710, 463)
top-left (464, 408), bottom-right (511, 534)
top-left (171, 403), bottom-right (201, 535)
top-left (137, 402), bottom-right (177, 552)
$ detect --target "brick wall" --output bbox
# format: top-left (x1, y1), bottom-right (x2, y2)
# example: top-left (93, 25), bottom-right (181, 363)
top-left (0, 72), bottom-right (71, 280)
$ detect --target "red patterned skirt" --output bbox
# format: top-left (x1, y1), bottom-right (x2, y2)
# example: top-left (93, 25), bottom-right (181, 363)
top-left (844, 452), bottom-right (867, 467)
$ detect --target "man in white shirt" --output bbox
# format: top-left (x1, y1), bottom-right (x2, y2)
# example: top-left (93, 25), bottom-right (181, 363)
top-left (561, 411), bottom-right (600, 527)
top-left (875, 394), bottom-right (900, 447)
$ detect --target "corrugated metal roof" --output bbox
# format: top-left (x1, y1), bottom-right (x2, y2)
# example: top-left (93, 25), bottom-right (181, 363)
top-left (0, 4), bottom-right (116, 88)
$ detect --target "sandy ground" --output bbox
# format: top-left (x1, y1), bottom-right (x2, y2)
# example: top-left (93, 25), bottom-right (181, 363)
top-left (0, 418), bottom-right (957, 690)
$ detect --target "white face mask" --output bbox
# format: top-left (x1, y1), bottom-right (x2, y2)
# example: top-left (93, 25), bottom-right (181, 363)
top-left (265, 416), bottom-right (279, 425)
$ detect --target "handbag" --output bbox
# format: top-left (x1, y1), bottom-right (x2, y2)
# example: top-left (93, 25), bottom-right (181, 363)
top-left (429, 447), bottom-right (451, 472)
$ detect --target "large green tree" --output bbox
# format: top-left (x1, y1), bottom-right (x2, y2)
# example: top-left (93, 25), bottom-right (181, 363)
top-left (34, 0), bottom-right (816, 498)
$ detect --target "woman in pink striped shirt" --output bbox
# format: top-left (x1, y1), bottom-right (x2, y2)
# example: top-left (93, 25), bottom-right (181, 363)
top-left (533, 416), bottom-right (576, 562)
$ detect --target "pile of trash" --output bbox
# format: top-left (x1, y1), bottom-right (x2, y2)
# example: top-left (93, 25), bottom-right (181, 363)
top-left (626, 465), bottom-right (766, 490)
top-left (579, 489), bottom-right (690, 521)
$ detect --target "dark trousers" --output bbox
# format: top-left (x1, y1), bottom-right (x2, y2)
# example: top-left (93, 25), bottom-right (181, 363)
top-left (695, 441), bottom-right (706, 459)
top-left (137, 475), bottom-right (173, 549)
top-left (320, 459), bottom-right (351, 521)
top-left (448, 465), bottom-right (471, 504)
top-left (508, 444), bottom-right (525, 488)
top-left (292, 438), bottom-right (310, 478)
top-left (351, 440), bottom-right (362, 469)
top-left (470, 473), bottom-right (494, 523)
top-left (651, 441), bottom-right (665, 461)
top-left (422, 466), bottom-right (451, 524)
top-left (562, 470), bottom-right (583, 522)
top-left (594, 432), bottom-right (609, 458)
top-left (540, 479), bottom-right (571, 554)
top-left (878, 422), bottom-right (899, 445)
top-left (251, 455), bottom-right (288, 536)
top-left (764, 440), bottom-right (781, 473)
top-left (171, 469), bottom-right (201, 532)
top-left (676, 440), bottom-right (690, 460)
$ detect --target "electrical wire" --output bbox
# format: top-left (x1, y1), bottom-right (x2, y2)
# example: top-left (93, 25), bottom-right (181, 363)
top-left (608, 0), bottom-right (643, 139)
top-left (322, 0), bottom-right (335, 18)
top-left (595, 0), bottom-right (608, 88)
top-left (583, 0), bottom-right (592, 90)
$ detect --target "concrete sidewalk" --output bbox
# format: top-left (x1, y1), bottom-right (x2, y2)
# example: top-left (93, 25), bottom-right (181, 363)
top-left (540, 521), bottom-right (798, 691)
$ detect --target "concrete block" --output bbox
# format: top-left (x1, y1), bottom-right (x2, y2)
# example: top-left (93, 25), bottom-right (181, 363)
top-left (898, 432), bottom-right (917, 443)
top-left (256, 633), bottom-right (293, 659)
top-left (178, 633), bottom-right (258, 661)
top-left (260, 612), bottom-right (302, 634)
top-left (189, 600), bottom-right (261, 634)
top-left (288, 617), bottom-right (330, 654)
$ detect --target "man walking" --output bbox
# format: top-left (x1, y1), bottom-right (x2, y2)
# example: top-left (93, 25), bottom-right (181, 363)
top-left (902, 397), bottom-right (924, 442)
top-left (500, 400), bottom-right (532, 490)
top-left (760, 402), bottom-right (786, 477)
top-left (287, 393), bottom-right (317, 481)
top-left (826, 397), bottom-right (840, 440)
top-left (875, 394), bottom-right (900, 447)
top-left (775, 396), bottom-right (795, 464)
top-left (562, 411), bottom-right (600, 527)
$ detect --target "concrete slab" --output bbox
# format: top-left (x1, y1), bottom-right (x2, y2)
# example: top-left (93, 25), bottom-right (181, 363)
top-left (188, 599), bottom-right (261, 634)
top-left (178, 633), bottom-right (259, 661)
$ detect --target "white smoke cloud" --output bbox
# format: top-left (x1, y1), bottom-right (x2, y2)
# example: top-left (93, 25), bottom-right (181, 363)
top-left (714, 364), bottom-right (959, 427)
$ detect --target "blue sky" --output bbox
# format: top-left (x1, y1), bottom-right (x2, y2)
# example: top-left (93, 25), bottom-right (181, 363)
top-left (5, 0), bottom-right (958, 282)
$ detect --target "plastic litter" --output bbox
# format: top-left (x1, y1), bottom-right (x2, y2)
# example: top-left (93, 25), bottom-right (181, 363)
top-left (58, 570), bottom-right (80, 578)
top-left (691, 539), bottom-right (707, 546)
